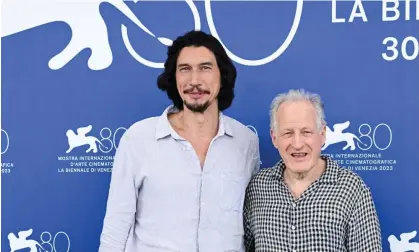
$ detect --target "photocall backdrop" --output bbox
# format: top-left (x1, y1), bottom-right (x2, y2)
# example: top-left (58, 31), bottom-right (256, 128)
top-left (2, 0), bottom-right (418, 251)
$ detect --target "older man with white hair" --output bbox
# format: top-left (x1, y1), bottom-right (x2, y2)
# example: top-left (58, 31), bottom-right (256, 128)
top-left (243, 89), bottom-right (382, 252)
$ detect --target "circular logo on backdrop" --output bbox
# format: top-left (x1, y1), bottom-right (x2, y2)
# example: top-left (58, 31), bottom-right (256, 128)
top-left (1, 129), bottom-right (13, 175)
top-left (121, 0), bottom-right (201, 69)
top-left (205, 0), bottom-right (304, 66)
top-left (122, 0), bottom-right (304, 68)
top-left (3, 0), bottom-right (304, 69)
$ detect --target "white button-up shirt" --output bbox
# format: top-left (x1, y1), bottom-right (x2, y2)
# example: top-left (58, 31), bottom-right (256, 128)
top-left (99, 106), bottom-right (260, 252)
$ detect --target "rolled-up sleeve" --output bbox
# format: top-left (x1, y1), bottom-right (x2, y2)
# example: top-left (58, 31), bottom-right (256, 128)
top-left (99, 133), bottom-right (138, 252)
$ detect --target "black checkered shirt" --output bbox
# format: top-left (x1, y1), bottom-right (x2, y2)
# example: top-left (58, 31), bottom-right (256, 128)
top-left (243, 155), bottom-right (382, 252)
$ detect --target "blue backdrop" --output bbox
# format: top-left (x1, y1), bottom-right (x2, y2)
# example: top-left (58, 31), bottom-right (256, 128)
top-left (2, 0), bottom-right (419, 251)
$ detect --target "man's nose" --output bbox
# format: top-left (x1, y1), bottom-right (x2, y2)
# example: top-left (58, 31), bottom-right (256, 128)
top-left (291, 133), bottom-right (304, 149)
top-left (190, 70), bottom-right (201, 85)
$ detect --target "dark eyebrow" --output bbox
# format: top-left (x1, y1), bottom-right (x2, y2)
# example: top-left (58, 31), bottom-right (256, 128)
top-left (200, 62), bottom-right (213, 67)
top-left (177, 63), bottom-right (191, 69)
top-left (177, 62), bottom-right (213, 69)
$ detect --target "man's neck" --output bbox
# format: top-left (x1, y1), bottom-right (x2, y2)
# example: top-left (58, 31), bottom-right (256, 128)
top-left (170, 103), bottom-right (220, 140)
top-left (283, 158), bottom-right (326, 199)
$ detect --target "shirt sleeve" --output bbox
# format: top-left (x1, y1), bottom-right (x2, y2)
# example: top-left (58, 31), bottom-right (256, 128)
top-left (346, 187), bottom-right (382, 252)
top-left (244, 135), bottom-right (259, 252)
top-left (250, 135), bottom-right (261, 177)
top-left (243, 183), bottom-right (255, 252)
top-left (99, 133), bottom-right (138, 252)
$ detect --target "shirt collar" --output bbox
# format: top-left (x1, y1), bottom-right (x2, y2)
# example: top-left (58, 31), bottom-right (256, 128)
top-left (274, 155), bottom-right (340, 184)
top-left (154, 105), bottom-right (234, 140)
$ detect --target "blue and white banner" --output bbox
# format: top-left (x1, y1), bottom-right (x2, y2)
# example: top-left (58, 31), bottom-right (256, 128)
top-left (2, 0), bottom-right (418, 251)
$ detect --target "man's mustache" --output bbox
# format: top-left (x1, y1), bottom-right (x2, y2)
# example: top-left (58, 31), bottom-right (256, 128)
top-left (184, 87), bottom-right (210, 94)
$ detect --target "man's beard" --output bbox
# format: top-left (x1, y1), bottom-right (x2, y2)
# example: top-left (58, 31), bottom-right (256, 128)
top-left (184, 100), bottom-right (210, 113)
top-left (183, 86), bottom-right (212, 113)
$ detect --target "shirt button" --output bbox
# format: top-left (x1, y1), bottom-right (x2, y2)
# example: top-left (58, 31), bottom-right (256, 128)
top-left (292, 250), bottom-right (297, 252)
top-left (291, 225), bottom-right (296, 230)
top-left (292, 203), bottom-right (296, 208)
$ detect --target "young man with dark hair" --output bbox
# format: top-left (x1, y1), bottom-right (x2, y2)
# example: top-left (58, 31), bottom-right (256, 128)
top-left (99, 30), bottom-right (260, 252)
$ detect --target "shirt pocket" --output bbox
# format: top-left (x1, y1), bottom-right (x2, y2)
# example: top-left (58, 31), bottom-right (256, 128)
top-left (218, 149), bottom-right (249, 212)
top-left (219, 177), bottom-right (247, 212)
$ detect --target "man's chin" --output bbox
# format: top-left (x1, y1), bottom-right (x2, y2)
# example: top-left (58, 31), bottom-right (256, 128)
top-left (285, 160), bottom-right (312, 172)
top-left (184, 101), bottom-right (210, 113)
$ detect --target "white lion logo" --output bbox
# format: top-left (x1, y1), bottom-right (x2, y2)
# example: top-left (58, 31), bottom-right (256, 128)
top-left (389, 231), bottom-right (419, 252)
top-left (322, 121), bottom-right (366, 151)
top-left (8, 229), bottom-right (46, 252)
top-left (66, 125), bottom-right (107, 153)
top-left (1, 0), bottom-right (172, 70)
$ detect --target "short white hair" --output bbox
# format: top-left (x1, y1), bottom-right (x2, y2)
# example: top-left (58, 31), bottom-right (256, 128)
top-left (269, 89), bottom-right (326, 131)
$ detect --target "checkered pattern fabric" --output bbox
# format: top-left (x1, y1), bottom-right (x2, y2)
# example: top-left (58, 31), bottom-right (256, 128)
top-left (243, 155), bottom-right (382, 252)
